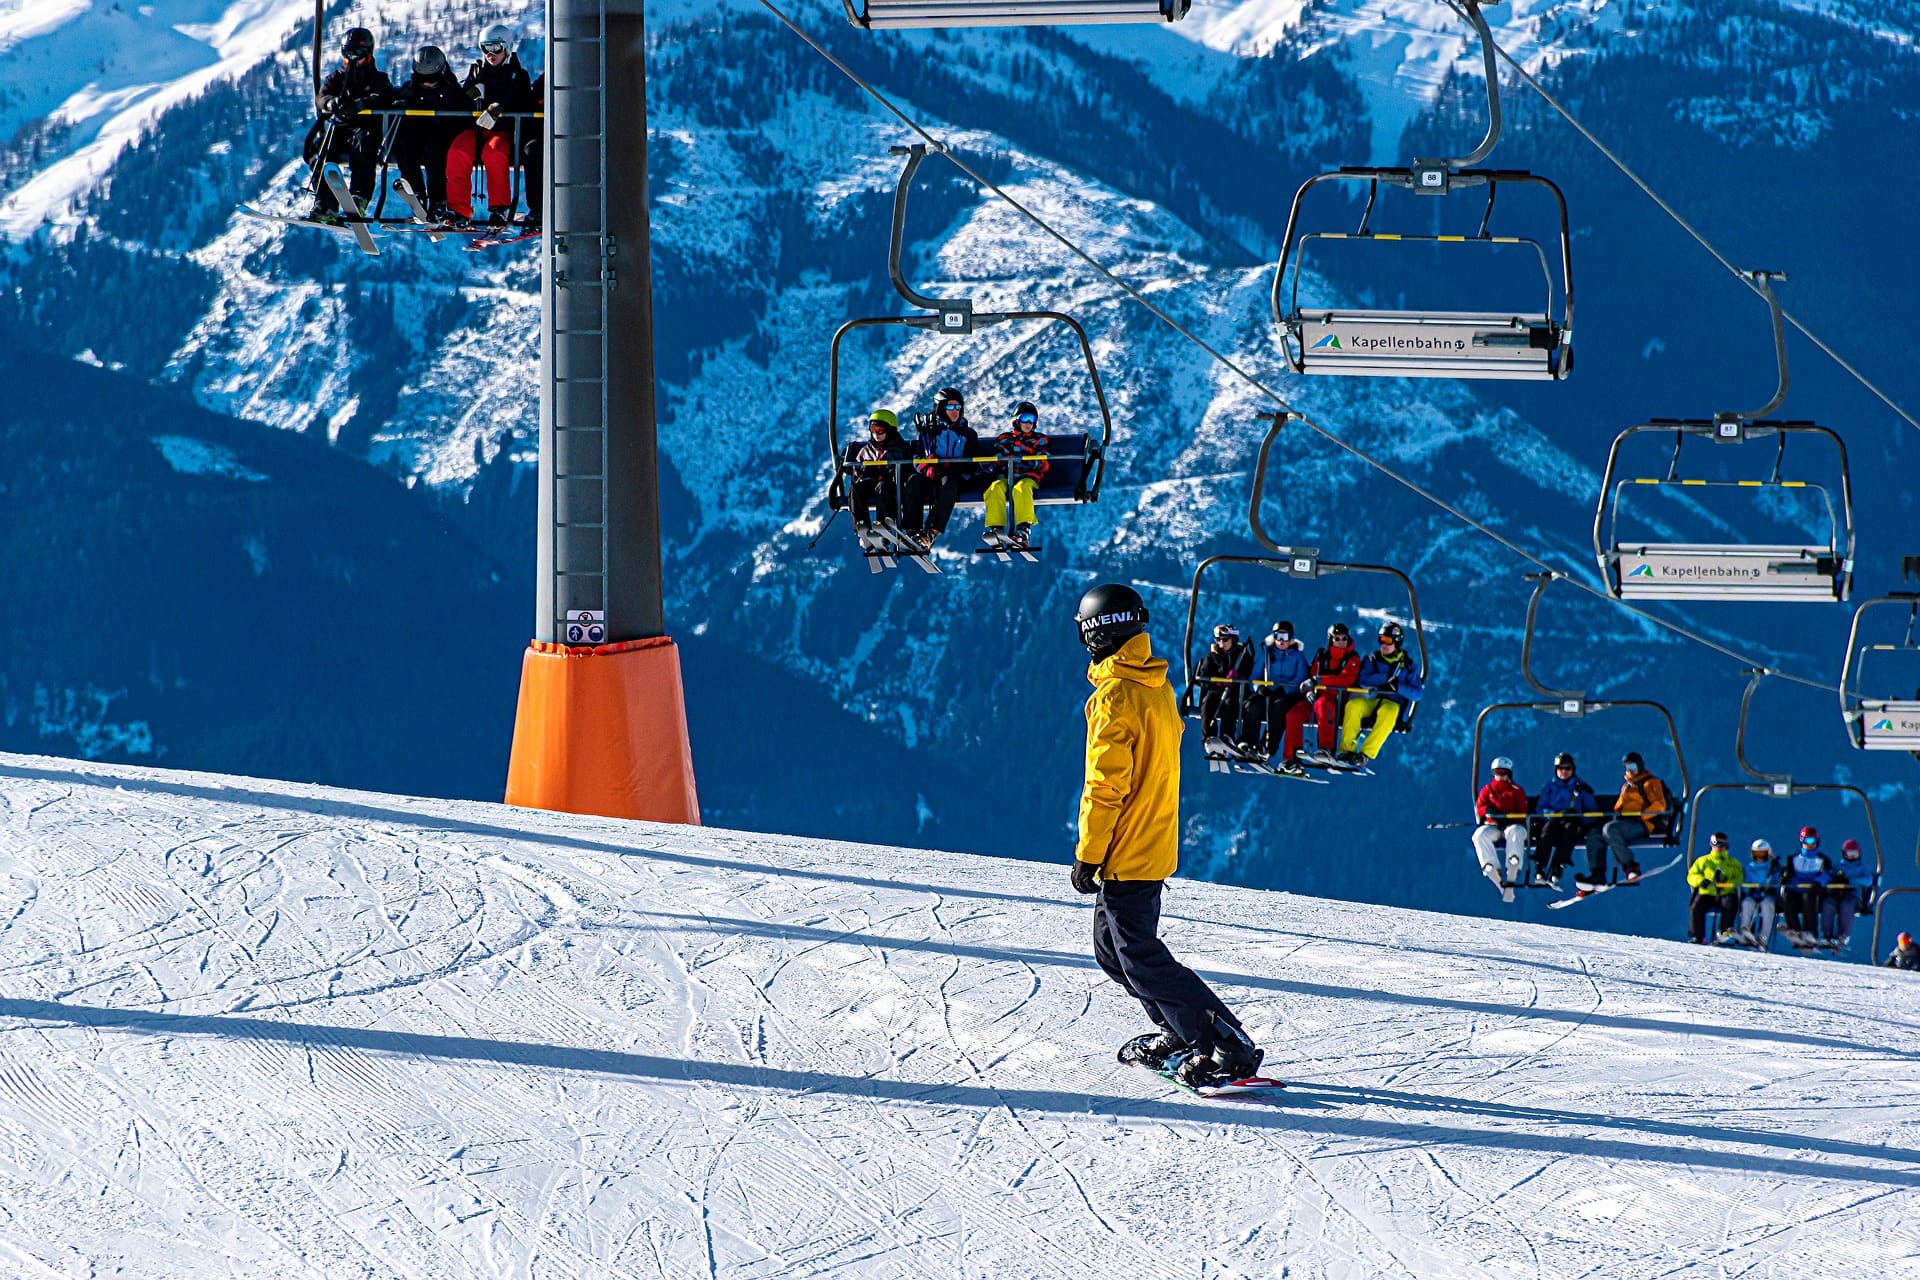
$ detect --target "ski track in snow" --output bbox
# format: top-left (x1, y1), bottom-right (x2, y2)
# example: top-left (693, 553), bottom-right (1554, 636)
top-left (0, 752), bottom-right (1917, 1277)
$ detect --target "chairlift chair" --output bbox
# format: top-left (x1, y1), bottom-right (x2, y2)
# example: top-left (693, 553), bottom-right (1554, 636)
top-left (1595, 273), bottom-right (1855, 603)
top-left (824, 145), bottom-right (1115, 556)
top-left (845, 0), bottom-right (1188, 25)
top-left (1468, 573), bottom-right (1692, 888)
top-left (1841, 590), bottom-right (1920, 754)
top-left (1179, 411), bottom-right (1431, 770)
top-left (1686, 669), bottom-right (1887, 951)
top-left (1270, 0), bottom-right (1574, 382)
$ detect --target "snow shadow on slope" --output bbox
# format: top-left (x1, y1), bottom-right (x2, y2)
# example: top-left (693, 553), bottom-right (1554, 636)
top-left (7, 995), bottom-right (1920, 1190)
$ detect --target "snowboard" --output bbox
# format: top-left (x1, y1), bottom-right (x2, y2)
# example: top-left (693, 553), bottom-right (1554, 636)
top-left (1548, 850), bottom-right (1685, 910)
top-left (1118, 1036), bottom-right (1287, 1100)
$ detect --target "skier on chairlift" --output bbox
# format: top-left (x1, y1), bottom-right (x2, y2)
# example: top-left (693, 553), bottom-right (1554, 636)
top-left (306, 27), bottom-right (394, 221)
top-left (902, 387), bottom-right (977, 550)
top-left (1473, 757), bottom-right (1530, 904)
top-left (1887, 932), bottom-right (1920, 971)
top-left (450, 23), bottom-right (534, 226)
top-left (1532, 752), bottom-right (1598, 887)
top-left (1821, 838), bottom-right (1876, 948)
top-left (1685, 832), bottom-right (1744, 944)
top-left (984, 401), bottom-right (1048, 550)
top-left (844, 408), bottom-right (912, 547)
top-left (1578, 751), bottom-right (1671, 894)
top-left (1243, 622), bottom-right (1311, 774)
top-left (1194, 624), bottom-right (1252, 747)
top-left (392, 46), bottom-right (467, 223)
top-left (1734, 837), bottom-right (1782, 945)
top-left (1293, 622), bottom-right (1361, 767)
top-left (1336, 621), bottom-right (1421, 768)
top-left (1781, 825), bottom-right (1832, 940)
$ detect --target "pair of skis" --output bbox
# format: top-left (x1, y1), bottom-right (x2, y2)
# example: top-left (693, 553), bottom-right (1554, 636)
top-left (974, 527), bottom-right (1039, 565)
top-left (1202, 737), bottom-right (1330, 785)
top-left (1545, 850), bottom-right (1685, 909)
top-left (237, 172), bottom-right (537, 254)
top-left (857, 519), bottom-right (938, 575)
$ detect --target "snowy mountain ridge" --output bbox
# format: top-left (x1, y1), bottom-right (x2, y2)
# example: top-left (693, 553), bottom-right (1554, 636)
top-left (1, 749), bottom-right (1916, 1277)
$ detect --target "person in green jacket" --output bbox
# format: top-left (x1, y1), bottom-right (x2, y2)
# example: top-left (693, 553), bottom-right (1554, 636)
top-left (1686, 831), bottom-right (1744, 944)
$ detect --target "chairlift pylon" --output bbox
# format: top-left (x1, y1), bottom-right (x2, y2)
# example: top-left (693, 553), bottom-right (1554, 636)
top-left (1270, 0), bottom-right (1575, 381)
top-left (1594, 272), bottom-right (1855, 603)
top-left (824, 144), bottom-right (1115, 559)
top-left (1840, 587), bottom-right (1920, 755)
top-left (1468, 573), bottom-right (1692, 886)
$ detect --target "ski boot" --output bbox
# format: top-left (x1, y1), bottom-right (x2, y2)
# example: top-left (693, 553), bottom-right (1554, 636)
top-left (427, 199), bottom-right (452, 224)
top-left (1275, 758), bottom-right (1309, 779)
top-left (1173, 1032), bottom-right (1263, 1090)
top-left (487, 205), bottom-right (514, 227)
top-left (1011, 521), bottom-right (1034, 549)
top-left (1621, 863), bottom-right (1642, 885)
top-left (1117, 1030), bottom-right (1187, 1071)
top-left (1335, 750), bottom-right (1368, 769)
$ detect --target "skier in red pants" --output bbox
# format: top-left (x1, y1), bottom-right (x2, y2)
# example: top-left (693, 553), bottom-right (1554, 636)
top-left (447, 24), bottom-right (533, 225)
top-left (1285, 622), bottom-right (1361, 766)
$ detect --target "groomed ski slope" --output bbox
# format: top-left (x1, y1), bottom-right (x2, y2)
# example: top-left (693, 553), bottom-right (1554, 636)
top-left (0, 753), bottom-right (1916, 1278)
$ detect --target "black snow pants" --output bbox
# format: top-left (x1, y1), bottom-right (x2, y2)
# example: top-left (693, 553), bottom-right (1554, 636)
top-left (902, 470), bottom-right (960, 536)
top-left (304, 119), bottom-right (380, 208)
top-left (1198, 685), bottom-right (1240, 741)
top-left (392, 117), bottom-right (463, 206)
top-left (1688, 890), bottom-right (1734, 943)
top-left (1534, 816), bottom-right (1593, 879)
top-left (1093, 878), bottom-right (1242, 1054)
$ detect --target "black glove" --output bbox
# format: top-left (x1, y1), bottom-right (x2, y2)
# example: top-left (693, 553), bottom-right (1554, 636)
top-left (1071, 860), bottom-right (1100, 895)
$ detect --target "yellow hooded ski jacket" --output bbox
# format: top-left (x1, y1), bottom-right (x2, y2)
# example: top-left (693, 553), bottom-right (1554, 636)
top-left (1686, 848), bottom-right (1744, 894)
top-left (1077, 632), bottom-right (1183, 882)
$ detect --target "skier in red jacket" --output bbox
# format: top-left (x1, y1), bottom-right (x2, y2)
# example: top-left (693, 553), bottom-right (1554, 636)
top-left (1287, 623), bottom-right (1361, 766)
top-left (1473, 758), bottom-right (1531, 903)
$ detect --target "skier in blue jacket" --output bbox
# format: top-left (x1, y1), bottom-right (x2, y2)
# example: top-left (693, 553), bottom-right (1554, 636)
top-left (1334, 622), bottom-right (1422, 767)
top-left (1734, 838), bottom-right (1783, 945)
top-left (1240, 621), bottom-right (1313, 774)
top-left (1781, 826), bottom-right (1832, 938)
top-left (1531, 752), bottom-right (1599, 885)
top-left (1820, 837), bottom-right (1876, 947)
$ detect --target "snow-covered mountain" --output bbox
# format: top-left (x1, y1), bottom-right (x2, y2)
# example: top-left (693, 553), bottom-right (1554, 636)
top-left (3, 0), bottom-right (1917, 940)
top-left (2, 751), bottom-right (1917, 1277)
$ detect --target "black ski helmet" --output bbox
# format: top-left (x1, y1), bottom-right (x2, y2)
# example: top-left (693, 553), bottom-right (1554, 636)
top-left (1012, 400), bottom-right (1038, 422)
top-left (935, 387), bottom-right (964, 414)
top-left (413, 45), bottom-right (448, 77)
top-left (343, 26), bottom-right (375, 58)
top-left (1076, 583), bottom-right (1147, 660)
top-left (1327, 622), bottom-right (1351, 643)
top-left (1377, 621), bottom-right (1405, 644)
top-left (1553, 752), bottom-right (1575, 770)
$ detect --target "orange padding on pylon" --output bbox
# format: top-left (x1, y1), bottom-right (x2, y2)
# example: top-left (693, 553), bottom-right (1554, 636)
top-left (505, 635), bottom-right (701, 825)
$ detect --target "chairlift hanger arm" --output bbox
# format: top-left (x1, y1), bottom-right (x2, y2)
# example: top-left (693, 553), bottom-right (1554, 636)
top-left (1732, 667), bottom-right (1791, 787)
top-left (1731, 270), bottom-right (1790, 424)
top-left (885, 143), bottom-right (965, 314)
top-left (1518, 572), bottom-right (1581, 701)
top-left (1420, 0), bottom-right (1504, 172)
top-left (311, 0), bottom-right (324, 115)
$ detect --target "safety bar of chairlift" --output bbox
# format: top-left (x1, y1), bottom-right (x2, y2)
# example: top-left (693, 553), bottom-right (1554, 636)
top-left (831, 450), bottom-right (1097, 509)
top-left (1592, 420), bottom-right (1855, 596)
top-left (1840, 591), bottom-right (1920, 749)
top-left (1181, 551), bottom-right (1429, 717)
top-left (825, 313), bottom-right (1113, 507)
top-left (1270, 168), bottom-right (1574, 343)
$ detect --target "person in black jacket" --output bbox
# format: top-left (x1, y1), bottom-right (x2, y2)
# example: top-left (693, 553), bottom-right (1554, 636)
top-left (844, 408), bottom-right (913, 541)
top-left (390, 46), bottom-right (467, 221)
top-left (304, 27), bottom-right (394, 219)
top-left (447, 23), bottom-right (535, 225)
top-left (1194, 624), bottom-right (1253, 745)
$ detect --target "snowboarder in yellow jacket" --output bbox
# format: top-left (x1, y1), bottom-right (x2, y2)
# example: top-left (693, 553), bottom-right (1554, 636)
top-left (1072, 583), bottom-right (1262, 1090)
top-left (1686, 832), bottom-right (1744, 944)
